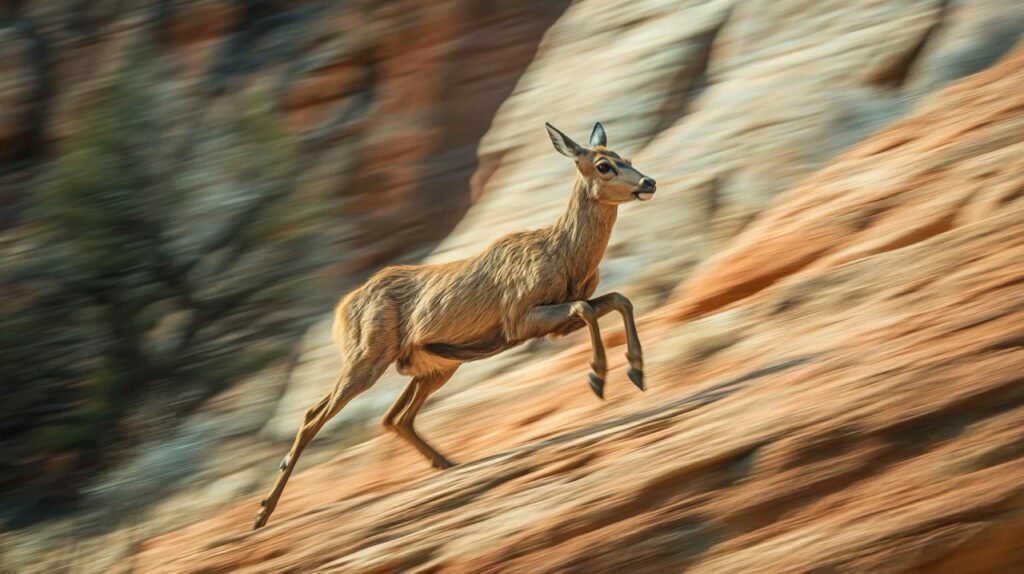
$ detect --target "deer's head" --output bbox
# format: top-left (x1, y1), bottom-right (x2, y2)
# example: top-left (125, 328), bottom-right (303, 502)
top-left (545, 122), bottom-right (656, 204)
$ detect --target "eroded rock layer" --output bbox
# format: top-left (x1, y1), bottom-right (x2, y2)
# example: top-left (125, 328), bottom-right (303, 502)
top-left (128, 41), bottom-right (1024, 574)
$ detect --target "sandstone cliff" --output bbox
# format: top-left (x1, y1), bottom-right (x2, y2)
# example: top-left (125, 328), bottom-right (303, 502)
top-left (128, 34), bottom-right (1024, 574)
top-left (0, 0), bottom-right (566, 277)
top-left (3, 1), bottom-right (1023, 572)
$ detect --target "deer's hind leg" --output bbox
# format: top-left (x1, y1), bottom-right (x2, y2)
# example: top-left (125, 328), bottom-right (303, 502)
top-left (253, 350), bottom-right (391, 530)
top-left (383, 366), bottom-right (459, 470)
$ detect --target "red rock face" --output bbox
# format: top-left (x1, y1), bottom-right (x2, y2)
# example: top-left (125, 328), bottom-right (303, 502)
top-left (0, 2), bottom-right (568, 568)
top-left (667, 43), bottom-right (1024, 321)
top-left (7, 3), bottom-right (1022, 572)
top-left (0, 0), bottom-right (567, 281)
top-left (431, 0), bottom-right (1024, 303)
top-left (126, 44), bottom-right (1024, 574)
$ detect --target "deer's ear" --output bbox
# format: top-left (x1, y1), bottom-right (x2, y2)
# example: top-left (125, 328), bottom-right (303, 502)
top-left (589, 122), bottom-right (607, 147)
top-left (545, 123), bottom-right (583, 158)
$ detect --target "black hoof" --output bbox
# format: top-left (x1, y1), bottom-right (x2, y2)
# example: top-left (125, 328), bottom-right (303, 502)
top-left (253, 514), bottom-right (265, 530)
top-left (432, 458), bottom-right (455, 470)
top-left (589, 373), bottom-right (605, 399)
top-left (627, 367), bottom-right (645, 391)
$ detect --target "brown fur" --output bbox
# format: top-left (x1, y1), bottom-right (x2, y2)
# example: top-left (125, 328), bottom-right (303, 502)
top-left (252, 123), bottom-right (656, 529)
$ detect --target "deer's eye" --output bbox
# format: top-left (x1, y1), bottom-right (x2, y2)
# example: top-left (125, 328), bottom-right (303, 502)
top-left (596, 163), bottom-right (611, 174)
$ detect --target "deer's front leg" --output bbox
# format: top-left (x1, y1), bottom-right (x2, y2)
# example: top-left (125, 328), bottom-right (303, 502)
top-left (523, 301), bottom-right (608, 398)
top-left (588, 292), bottom-right (645, 391)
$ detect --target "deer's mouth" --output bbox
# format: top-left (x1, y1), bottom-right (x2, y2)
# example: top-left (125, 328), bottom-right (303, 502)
top-left (632, 190), bottom-right (655, 201)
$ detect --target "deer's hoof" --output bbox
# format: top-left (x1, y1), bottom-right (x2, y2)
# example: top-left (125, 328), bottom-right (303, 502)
top-left (589, 373), bottom-right (605, 400)
top-left (627, 367), bottom-right (645, 391)
top-left (253, 511), bottom-right (267, 530)
top-left (432, 457), bottom-right (455, 470)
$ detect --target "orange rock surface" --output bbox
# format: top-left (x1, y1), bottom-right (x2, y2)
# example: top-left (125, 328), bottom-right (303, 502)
top-left (128, 43), bottom-right (1024, 574)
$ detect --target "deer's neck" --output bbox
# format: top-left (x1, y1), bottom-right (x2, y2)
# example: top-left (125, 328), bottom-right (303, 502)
top-left (551, 175), bottom-right (618, 279)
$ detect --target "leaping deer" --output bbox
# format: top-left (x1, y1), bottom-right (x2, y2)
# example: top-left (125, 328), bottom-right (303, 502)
top-left (253, 122), bottom-right (657, 529)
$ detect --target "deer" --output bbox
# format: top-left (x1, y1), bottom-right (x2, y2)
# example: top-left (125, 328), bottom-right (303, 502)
top-left (253, 122), bottom-right (657, 529)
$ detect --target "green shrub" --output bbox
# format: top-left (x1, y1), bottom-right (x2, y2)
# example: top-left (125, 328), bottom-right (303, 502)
top-left (0, 41), bottom-right (324, 515)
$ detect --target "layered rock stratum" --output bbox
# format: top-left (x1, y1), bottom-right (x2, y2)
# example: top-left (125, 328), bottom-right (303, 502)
top-left (129, 36), bottom-right (1024, 574)
top-left (3, 1), bottom-right (1022, 572)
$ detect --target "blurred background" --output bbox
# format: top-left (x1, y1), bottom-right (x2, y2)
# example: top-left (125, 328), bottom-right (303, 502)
top-left (1, 1), bottom-right (1022, 572)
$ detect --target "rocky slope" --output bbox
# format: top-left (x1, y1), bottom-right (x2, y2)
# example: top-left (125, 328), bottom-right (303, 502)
top-left (255, 0), bottom-right (1024, 508)
top-left (268, 0), bottom-right (1024, 470)
top-left (431, 0), bottom-right (1024, 295)
top-left (0, 0), bottom-right (567, 569)
top-left (4, 1), bottom-right (1023, 572)
top-left (127, 37), bottom-right (1024, 574)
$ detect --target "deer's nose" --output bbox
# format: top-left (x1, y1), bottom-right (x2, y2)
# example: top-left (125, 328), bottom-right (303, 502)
top-left (640, 177), bottom-right (656, 191)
